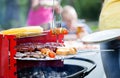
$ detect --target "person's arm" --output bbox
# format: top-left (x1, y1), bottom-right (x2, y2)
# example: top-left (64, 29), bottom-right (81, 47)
top-left (54, 4), bottom-right (63, 14)
top-left (39, 0), bottom-right (59, 7)
top-left (31, 0), bottom-right (62, 13)
top-left (31, 0), bottom-right (40, 10)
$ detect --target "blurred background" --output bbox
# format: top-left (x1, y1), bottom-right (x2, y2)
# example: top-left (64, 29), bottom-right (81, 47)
top-left (0, 1), bottom-right (106, 78)
top-left (0, 0), bottom-right (102, 31)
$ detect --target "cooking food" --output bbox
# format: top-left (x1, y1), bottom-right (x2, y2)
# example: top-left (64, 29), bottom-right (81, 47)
top-left (56, 47), bottom-right (69, 56)
top-left (16, 42), bottom-right (64, 52)
top-left (48, 51), bottom-right (56, 58)
top-left (15, 42), bottom-right (77, 60)
top-left (16, 43), bottom-right (35, 52)
top-left (15, 52), bottom-right (46, 59)
top-left (50, 28), bottom-right (68, 35)
top-left (69, 48), bottom-right (77, 55)
top-left (56, 47), bottom-right (77, 56)
top-left (41, 48), bottom-right (51, 56)
top-left (0, 26), bottom-right (43, 38)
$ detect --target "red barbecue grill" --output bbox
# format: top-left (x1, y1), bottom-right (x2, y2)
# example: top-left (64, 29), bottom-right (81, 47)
top-left (0, 32), bottom-right (96, 78)
top-left (0, 35), bottom-right (16, 78)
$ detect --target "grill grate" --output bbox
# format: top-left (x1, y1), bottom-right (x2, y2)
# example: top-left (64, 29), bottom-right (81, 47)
top-left (17, 64), bottom-right (86, 78)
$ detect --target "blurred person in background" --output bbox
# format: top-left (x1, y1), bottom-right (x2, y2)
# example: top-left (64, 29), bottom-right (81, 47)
top-left (61, 5), bottom-right (92, 38)
top-left (27, 0), bottom-right (62, 30)
top-left (99, 0), bottom-right (120, 78)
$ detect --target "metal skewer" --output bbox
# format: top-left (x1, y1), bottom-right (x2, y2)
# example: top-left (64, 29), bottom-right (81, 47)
top-left (77, 49), bottom-right (114, 53)
top-left (52, 0), bottom-right (61, 43)
top-left (51, 0), bottom-right (55, 29)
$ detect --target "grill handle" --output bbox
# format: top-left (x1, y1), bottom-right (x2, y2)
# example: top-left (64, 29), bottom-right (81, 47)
top-left (83, 59), bottom-right (96, 77)
top-left (67, 57), bottom-right (96, 77)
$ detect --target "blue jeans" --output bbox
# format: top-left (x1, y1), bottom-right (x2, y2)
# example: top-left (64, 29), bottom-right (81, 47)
top-left (100, 40), bottom-right (120, 78)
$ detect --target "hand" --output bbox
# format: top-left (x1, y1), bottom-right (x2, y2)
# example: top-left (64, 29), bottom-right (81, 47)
top-left (31, 0), bottom-right (40, 10)
top-left (54, 5), bottom-right (62, 14)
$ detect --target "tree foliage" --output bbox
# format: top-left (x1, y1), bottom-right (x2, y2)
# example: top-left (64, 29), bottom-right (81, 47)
top-left (0, 0), bottom-right (102, 29)
top-left (61, 0), bottom-right (102, 20)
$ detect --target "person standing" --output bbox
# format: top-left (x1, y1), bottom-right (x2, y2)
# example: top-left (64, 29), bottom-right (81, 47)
top-left (27, 0), bottom-right (61, 30)
top-left (99, 0), bottom-right (120, 78)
